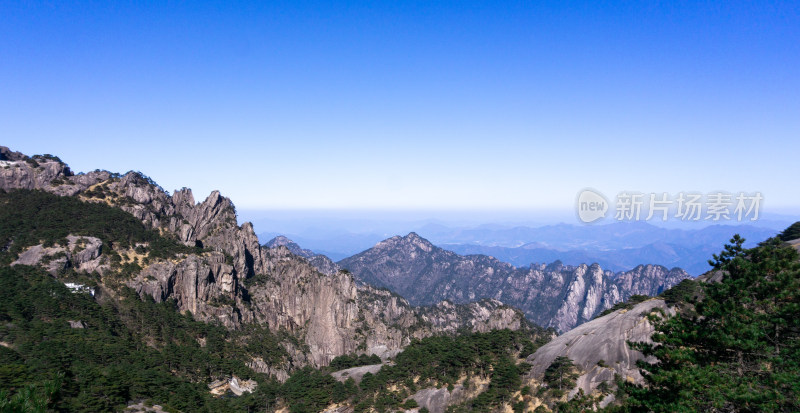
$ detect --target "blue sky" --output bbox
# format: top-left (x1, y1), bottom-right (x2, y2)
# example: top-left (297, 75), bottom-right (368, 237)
top-left (2, 1), bottom-right (799, 213)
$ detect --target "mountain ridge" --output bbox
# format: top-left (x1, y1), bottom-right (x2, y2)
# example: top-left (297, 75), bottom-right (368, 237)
top-left (339, 232), bottom-right (690, 331)
top-left (0, 146), bottom-right (542, 370)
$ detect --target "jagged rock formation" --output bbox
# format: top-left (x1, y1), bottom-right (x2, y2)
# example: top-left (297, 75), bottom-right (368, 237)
top-left (0, 146), bottom-right (536, 369)
top-left (265, 235), bottom-right (340, 275)
top-left (339, 233), bottom-right (690, 331)
top-left (525, 299), bottom-right (672, 406)
top-left (417, 299), bottom-right (530, 334)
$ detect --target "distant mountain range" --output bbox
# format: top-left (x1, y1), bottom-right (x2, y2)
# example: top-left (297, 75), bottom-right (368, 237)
top-left (260, 222), bottom-right (778, 276)
top-left (337, 232), bottom-right (689, 332)
top-left (443, 240), bottom-right (710, 276)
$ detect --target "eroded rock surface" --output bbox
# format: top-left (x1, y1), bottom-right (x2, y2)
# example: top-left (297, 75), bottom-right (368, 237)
top-left (330, 364), bottom-right (383, 384)
top-left (526, 299), bottom-right (672, 403)
top-left (12, 235), bottom-right (104, 275)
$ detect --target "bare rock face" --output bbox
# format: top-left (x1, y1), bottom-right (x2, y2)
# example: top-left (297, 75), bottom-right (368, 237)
top-left (526, 299), bottom-right (672, 404)
top-left (410, 377), bottom-right (489, 413)
top-left (0, 153), bottom-right (73, 194)
top-left (340, 233), bottom-right (690, 331)
top-left (12, 235), bottom-right (105, 275)
top-left (418, 299), bottom-right (530, 334)
top-left (130, 252), bottom-right (240, 327)
top-left (244, 248), bottom-right (366, 365)
top-left (208, 376), bottom-right (257, 396)
top-left (412, 386), bottom-right (466, 413)
top-left (246, 358), bottom-right (290, 382)
top-left (330, 364), bottom-right (383, 384)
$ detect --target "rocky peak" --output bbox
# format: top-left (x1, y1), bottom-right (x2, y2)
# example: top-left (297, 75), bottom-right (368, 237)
top-left (265, 236), bottom-right (314, 259)
top-left (403, 231), bottom-right (433, 248)
top-left (375, 232), bottom-right (435, 253)
top-left (264, 236), bottom-right (341, 275)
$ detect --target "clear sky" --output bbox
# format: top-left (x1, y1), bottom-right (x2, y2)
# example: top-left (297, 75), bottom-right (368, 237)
top-left (2, 1), bottom-right (799, 212)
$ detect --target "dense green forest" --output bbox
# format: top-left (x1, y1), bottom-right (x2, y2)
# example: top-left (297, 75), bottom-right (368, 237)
top-left (610, 233), bottom-right (800, 412)
top-left (0, 189), bottom-right (201, 267)
top-left (0, 264), bottom-right (286, 412)
top-left (328, 353), bottom-right (382, 371)
top-left (0, 263), bottom-right (545, 412)
top-left (277, 329), bottom-right (546, 413)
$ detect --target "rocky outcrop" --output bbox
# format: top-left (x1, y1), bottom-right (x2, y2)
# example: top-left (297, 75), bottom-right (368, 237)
top-left (208, 376), bottom-right (257, 396)
top-left (265, 235), bottom-right (317, 259)
top-left (12, 235), bottom-right (105, 275)
top-left (0, 147), bottom-right (27, 161)
top-left (410, 376), bottom-right (490, 413)
top-left (417, 299), bottom-right (531, 334)
top-left (526, 299), bottom-right (672, 405)
top-left (412, 386), bottom-right (467, 413)
top-left (0, 153), bottom-right (81, 196)
top-left (330, 364), bottom-right (383, 384)
top-left (246, 358), bottom-right (291, 382)
top-left (339, 233), bottom-right (690, 331)
top-left (130, 252), bottom-right (241, 326)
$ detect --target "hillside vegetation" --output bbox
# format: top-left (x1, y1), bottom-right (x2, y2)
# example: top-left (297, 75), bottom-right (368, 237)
top-left (611, 233), bottom-right (800, 412)
top-left (0, 189), bottom-right (201, 266)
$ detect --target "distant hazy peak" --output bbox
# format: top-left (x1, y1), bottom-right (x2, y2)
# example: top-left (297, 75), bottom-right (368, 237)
top-left (373, 232), bottom-right (436, 251)
top-left (265, 235), bottom-right (298, 248)
top-left (264, 235), bottom-right (313, 258)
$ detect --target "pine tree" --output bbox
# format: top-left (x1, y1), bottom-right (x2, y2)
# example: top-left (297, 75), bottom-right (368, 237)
top-left (544, 356), bottom-right (579, 397)
top-left (622, 235), bottom-right (800, 412)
